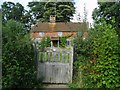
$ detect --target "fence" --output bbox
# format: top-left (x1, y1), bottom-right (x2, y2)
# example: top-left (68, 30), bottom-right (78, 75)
top-left (37, 47), bottom-right (73, 83)
top-left (38, 52), bottom-right (71, 63)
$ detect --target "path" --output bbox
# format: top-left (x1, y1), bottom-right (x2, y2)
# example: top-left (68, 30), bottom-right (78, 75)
top-left (42, 84), bottom-right (71, 90)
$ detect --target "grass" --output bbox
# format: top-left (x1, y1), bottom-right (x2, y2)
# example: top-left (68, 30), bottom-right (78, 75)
top-left (46, 52), bottom-right (48, 61)
top-left (60, 52), bottom-right (62, 62)
top-left (68, 53), bottom-right (70, 63)
top-left (38, 51), bottom-right (72, 63)
top-left (50, 52), bottom-right (52, 62)
top-left (64, 53), bottom-right (67, 63)
top-left (56, 53), bottom-right (59, 62)
top-left (38, 52), bottom-right (41, 61)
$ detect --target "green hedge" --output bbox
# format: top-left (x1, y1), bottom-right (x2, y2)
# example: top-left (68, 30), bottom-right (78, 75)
top-left (90, 20), bottom-right (120, 88)
top-left (73, 19), bottom-right (120, 88)
top-left (2, 20), bottom-right (42, 89)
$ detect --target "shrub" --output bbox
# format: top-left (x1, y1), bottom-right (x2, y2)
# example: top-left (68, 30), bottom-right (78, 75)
top-left (90, 19), bottom-right (120, 88)
top-left (73, 31), bottom-right (94, 88)
top-left (38, 36), bottom-right (51, 51)
top-left (73, 19), bottom-right (120, 88)
top-left (2, 20), bottom-right (42, 89)
top-left (60, 35), bottom-right (71, 47)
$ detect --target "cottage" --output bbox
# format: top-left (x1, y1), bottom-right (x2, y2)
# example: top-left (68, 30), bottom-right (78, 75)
top-left (31, 15), bottom-right (88, 47)
top-left (31, 16), bottom-right (89, 83)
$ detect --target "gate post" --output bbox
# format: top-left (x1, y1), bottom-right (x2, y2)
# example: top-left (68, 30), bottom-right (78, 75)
top-left (70, 47), bottom-right (73, 83)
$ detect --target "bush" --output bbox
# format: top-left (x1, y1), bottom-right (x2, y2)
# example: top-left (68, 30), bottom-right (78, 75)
top-left (73, 19), bottom-right (120, 88)
top-left (38, 36), bottom-right (51, 51)
top-left (73, 32), bottom-right (94, 88)
top-left (90, 20), bottom-right (120, 88)
top-left (60, 35), bottom-right (71, 47)
top-left (2, 20), bottom-right (42, 89)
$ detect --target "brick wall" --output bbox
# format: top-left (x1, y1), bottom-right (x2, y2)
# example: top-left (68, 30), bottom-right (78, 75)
top-left (31, 32), bottom-right (77, 38)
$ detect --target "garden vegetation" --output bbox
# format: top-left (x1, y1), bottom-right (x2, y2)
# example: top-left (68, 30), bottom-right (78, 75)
top-left (72, 19), bottom-right (120, 88)
top-left (2, 20), bottom-right (42, 89)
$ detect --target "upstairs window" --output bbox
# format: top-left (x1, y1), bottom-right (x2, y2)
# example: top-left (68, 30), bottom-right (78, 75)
top-left (58, 32), bottom-right (62, 37)
top-left (39, 32), bottom-right (44, 36)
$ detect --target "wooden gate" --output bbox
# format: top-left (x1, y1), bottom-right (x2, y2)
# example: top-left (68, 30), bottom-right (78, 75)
top-left (37, 47), bottom-right (73, 83)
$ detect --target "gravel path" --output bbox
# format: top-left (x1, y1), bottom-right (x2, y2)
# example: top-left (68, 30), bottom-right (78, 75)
top-left (42, 84), bottom-right (71, 90)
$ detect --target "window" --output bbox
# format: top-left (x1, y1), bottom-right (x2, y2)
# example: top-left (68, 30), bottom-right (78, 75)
top-left (58, 32), bottom-right (62, 37)
top-left (39, 32), bottom-right (44, 36)
top-left (67, 41), bottom-right (70, 46)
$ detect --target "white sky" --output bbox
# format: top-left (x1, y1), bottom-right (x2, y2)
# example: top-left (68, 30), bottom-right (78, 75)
top-left (73, 0), bottom-right (98, 24)
top-left (0, 0), bottom-right (98, 25)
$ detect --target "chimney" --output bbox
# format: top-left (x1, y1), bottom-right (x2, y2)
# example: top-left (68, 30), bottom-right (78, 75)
top-left (50, 15), bottom-right (56, 23)
top-left (49, 15), bottom-right (56, 32)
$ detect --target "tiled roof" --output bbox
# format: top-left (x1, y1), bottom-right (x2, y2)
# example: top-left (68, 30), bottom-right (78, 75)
top-left (31, 22), bottom-right (83, 32)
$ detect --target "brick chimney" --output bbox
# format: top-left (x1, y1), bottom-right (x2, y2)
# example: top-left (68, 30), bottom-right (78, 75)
top-left (50, 15), bottom-right (56, 23)
top-left (49, 15), bottom-right (56, 32)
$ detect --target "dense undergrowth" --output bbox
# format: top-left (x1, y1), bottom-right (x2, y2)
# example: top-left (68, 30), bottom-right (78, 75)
top-left (2, 20), bottom-right (42, 89)
top-left (71, 19), bottom-right (120, 88)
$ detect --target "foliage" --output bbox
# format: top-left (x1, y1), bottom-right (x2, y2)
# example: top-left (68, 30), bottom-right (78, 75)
top-left (91, 2), bottom-right (120, 87)
top-left (59, 36), bottom-right (67, 47)
top-left (1, 0), bottom-right (76, 28)
top-left (27, 2), bottom-right (45, 24)
top-left (38, 36), bottom-right (51, 51)
top-left (2, 20), bottom-right (42, 89)
top-left (92, 1), bottom-right (120, 36)
top-left (73, 33), bottom-right (93, 88)
top-left (59, 35), bottom-right (71, 47)
top-left (90, 19), bottom-right (120, 88)
top-left (27, 1), bottom-right (75, 23)
top-left (73, 19), bottom-right (120, 88)
top-left (1, 1), bottom-right (32, 28)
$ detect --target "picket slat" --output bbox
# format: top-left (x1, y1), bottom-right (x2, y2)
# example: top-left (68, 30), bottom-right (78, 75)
top-left (38, 52), bottom-right (70, 63)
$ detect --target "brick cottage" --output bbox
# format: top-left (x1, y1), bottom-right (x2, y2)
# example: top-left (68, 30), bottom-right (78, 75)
top-left (31, 15), bottom-right (89, 47)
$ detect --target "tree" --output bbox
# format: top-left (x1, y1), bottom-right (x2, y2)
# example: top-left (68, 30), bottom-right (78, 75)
top-left (92, 1), bottom-right (120, 68)
top-left (27, 1), bottom-right (75, 23)
top-left (27, 2), bottom-right (45, 23)
top-left (2, 20), bottom-right (42, 89)
top-left (1, 2), bottom-right (31, 28)
top-left (92, 1), bottom-right (120, 36)
top-left (72, 1), bottom-right (120, 88)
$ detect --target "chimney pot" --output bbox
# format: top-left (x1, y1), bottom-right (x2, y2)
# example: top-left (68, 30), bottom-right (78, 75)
top-left (50, 15), bottom-right (56, 23)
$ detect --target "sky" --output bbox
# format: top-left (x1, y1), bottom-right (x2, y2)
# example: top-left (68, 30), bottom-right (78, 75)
top-left (0, 0), bottom-right (98, 25)
top-left (72, 0), bottom-right (98, 24)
